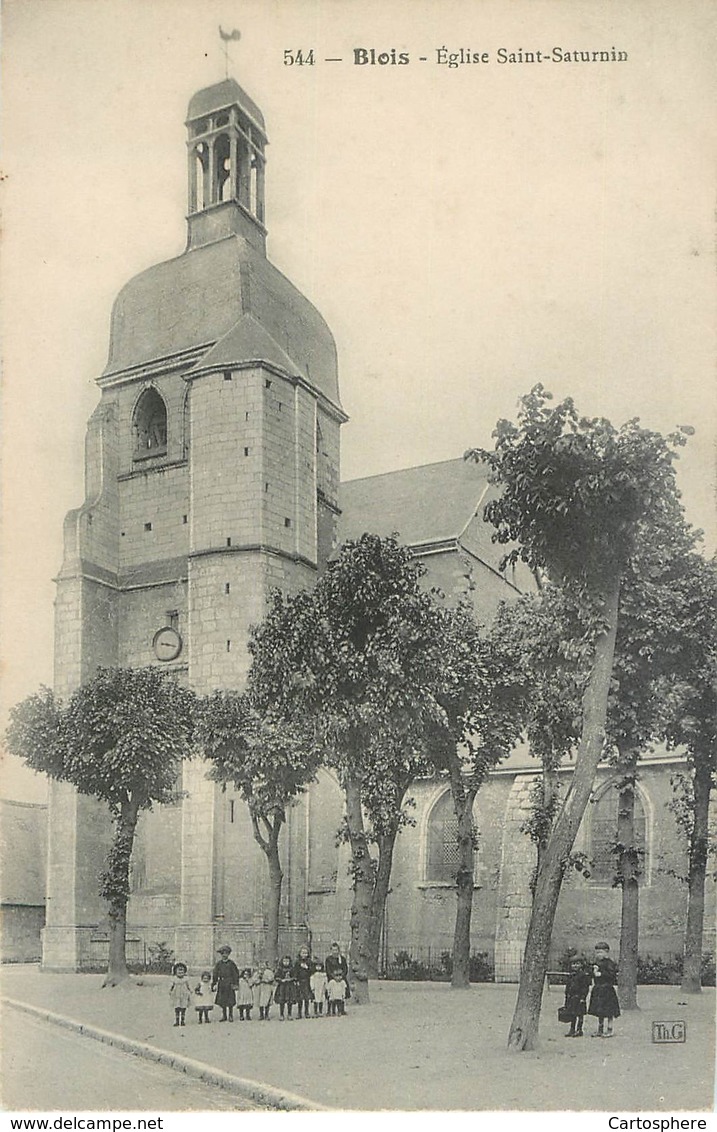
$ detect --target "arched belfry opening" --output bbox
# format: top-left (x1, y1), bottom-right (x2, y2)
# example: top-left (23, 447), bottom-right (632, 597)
top-left (186, 78), bottom-right (268, 242)
top-left (133, 387), bottom-right (168, 458)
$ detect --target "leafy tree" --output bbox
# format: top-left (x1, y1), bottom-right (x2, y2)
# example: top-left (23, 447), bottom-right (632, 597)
top-left (468, 385), bottom-right (690, 1050)
top-left (493, 590), bottom-right (583, 885)
top-left (429, 603), bottom-right (529, 987)
top-left (249, 534), bottom-right (449, 1004)
top-left (5, 667), bottom-right (195, 985)
top-left (600, 522), bottom-right (698, 1009)
top-left (197, 689), bottom-right (319, 964)
top-left (658, 552), bottom-right (717, 993)
top-left (343, 735), bottom-right (428, 978)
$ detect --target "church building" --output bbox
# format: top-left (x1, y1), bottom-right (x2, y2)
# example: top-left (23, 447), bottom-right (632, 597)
top-left (44, 77), bottom-right (710, 979)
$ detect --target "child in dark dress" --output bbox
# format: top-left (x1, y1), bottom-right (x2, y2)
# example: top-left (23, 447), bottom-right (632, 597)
top-left (588, 941), bottom-right (621, 1037)
top-left (274, 955), bottom-right (298, 1020)
top-left (293, 945), bottom-right (313, 1020)
top-left (212, 945), bottom-right (240, 1022)
top-left (562, 957), bottom-right (591, 1037)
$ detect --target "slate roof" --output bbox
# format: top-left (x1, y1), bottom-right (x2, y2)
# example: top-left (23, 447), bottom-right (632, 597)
top-left (187, 78), bottom-right (266, 133)
top-left (0, 800), bottom-right (47, 906)
top-left (103, 237), bottom-right (342, 409)
top-left (338, 458), bottom-right (510, 573)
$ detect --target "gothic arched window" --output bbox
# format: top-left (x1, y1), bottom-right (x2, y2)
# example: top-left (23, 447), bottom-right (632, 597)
top-left (133, 387), bottom-right (168, 459)
top-left (587, 784), bottom-right (648, 886)
top-left (425, 789), bottom-right (474, 884)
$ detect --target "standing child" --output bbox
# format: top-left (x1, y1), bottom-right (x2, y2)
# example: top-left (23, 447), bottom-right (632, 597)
top-left (310, 960), bottom-right (328, 1017)
top-left (253, 961), bottom-right (274, 1021)
top-left (293, 945), bottom-right (313, 1020)
top-left (274, 955), bottom-right (298, 1020)
top-left (194, 970), bottom-right (214, 1024)
top-left (236, 967), bottom-right (254, 1021)
top-left (562, 957), bottom-right (591, 1037)
top-left (588, 941), bottom-right (621, 1037)
top-left (169, 962), bottom-right (193, 1026)
top-left (212, 945), bottom-right (240, 1022)
top-left (327, 972), bottom-right (347, 1016)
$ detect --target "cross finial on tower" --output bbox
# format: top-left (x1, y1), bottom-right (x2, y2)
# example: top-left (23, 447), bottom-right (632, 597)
top-left (218, 26), bottom-right (241, 79)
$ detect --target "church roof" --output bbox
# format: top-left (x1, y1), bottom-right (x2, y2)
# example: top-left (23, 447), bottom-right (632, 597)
top-left (339, 458), bottom-right (494, 548)
top-left (187, 78), bottom-right (266, 133)
top-left (103, 236), bottom-right (342, 408)
top-left (199, 313), bottom-right (301, 375)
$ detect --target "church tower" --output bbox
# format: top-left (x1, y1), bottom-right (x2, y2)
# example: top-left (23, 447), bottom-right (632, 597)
top-left (44, 77), bottom-right (346, 970)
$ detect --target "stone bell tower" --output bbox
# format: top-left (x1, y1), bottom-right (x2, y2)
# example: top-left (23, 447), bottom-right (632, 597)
top-left (44, 76), bottom-right (346, 970)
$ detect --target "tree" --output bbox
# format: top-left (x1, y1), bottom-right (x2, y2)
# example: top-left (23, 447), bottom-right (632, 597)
top-left (468, 384), bottom-right (690, 1050)
top-left (249, 534), bottom-right (449, 1004)
top-left (5, 667), bottom-right (195, 986)
top-left (600, 523), bottom-right (698, 1009)
top-left (429, 603), bottom-right (528, 987)
top-left (659, 552), bottom-right (717, 993)
top-left (197, 689), bottom-right (319, 964)
top-left (492, 590), bottom-right (582, 886)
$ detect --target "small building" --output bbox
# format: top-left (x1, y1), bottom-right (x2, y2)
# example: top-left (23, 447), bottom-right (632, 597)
top-left (0, 799), bottom-right (47, 962)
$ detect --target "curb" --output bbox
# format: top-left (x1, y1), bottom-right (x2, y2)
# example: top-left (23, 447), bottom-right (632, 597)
top-left (3, 997), bottom-right (331, 1112)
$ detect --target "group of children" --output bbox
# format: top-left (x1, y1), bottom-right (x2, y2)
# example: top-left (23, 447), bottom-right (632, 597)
top-left (561, 941), bottom-right (621, 1038)
top-left (168, 942), bottom-right (350, 1026)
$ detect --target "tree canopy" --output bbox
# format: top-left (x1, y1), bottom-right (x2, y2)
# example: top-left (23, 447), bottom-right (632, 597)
top-left (248, 533), bottom-right (458, 1000)
top-left (5, 666), bottom-right (195, 984)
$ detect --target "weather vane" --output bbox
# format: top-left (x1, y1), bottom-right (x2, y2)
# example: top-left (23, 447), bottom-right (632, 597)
top-left (219, 26), bottom-right (241, 78)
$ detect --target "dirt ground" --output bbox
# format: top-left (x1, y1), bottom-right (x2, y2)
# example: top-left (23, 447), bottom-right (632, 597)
top-left (1, 966), bottom-right (714, 1111)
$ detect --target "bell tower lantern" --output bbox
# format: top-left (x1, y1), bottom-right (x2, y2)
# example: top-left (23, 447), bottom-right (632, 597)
top-left (186, 78), bottom-right (268, 252)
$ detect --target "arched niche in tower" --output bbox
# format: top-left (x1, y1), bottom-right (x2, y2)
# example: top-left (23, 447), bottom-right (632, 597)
top-left (215, 133), bottom-right (232, 203)
top-left (192, 142), bottom-right (208, 213)
top-left (133, 386), bottom-right (168, 459)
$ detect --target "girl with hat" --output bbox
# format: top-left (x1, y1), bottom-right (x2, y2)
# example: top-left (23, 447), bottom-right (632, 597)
top-left (588, 941), bottom-right (621, 1037)
top-left (212, 945), bottom-right (240, 1022)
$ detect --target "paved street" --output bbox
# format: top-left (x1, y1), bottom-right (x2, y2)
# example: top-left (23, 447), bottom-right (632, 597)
top-left (1, 1011), bottom-right (255, 1112)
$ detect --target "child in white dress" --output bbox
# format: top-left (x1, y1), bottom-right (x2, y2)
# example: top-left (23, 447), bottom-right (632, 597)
top-left (310, 960), bottom-right (328, 1016)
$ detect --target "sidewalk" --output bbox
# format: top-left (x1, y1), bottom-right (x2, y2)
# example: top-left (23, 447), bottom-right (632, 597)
top-left (1, 965), bottom-right (714, 1111)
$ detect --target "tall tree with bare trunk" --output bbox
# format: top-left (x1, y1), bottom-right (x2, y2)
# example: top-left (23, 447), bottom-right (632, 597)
top-left (467, 384), bottom-right (691, 1050)
top-left (197, 690), bottom-right (319, 964)
top-left (427, 603), bottom-right (529, 988)
top-left (658, 552), bottom-right (717, 994)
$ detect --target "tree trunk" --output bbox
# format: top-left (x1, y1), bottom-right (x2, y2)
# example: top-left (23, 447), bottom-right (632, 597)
top-left (103, 797), bottom-right (140, 987)
top-left (264, 837), bottom-right (284, 967)
top-left (507, 578), bottom-right (620, 1050)
top-left (451, 775), bottom-right (479, 989)
top-left (536, 763), bottom-right (560, 878)
top-left (681, 759), bottom-right (712, 994)
top-left (617, 750), bottom-right (640, 1010)
top-left (344, 773), bottom-right (374, 1004)
top-left (367, 828), bottom-right (398, 977)
top-left (250, 811), bottom-right (284, 966)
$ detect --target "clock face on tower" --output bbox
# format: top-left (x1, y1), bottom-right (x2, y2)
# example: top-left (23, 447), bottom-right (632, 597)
top-left (153, 626), bottom-right (182, 662)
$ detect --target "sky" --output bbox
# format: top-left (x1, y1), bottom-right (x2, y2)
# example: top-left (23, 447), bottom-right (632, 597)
top-left (2, 0), bottom-right (715, 802)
